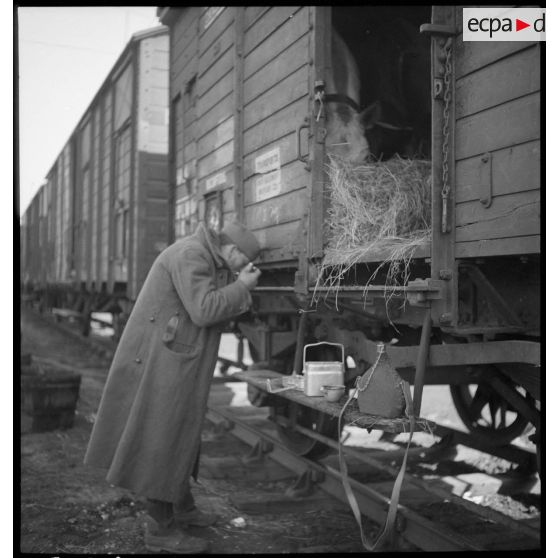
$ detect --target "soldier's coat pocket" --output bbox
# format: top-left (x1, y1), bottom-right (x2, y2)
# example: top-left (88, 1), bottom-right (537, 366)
top-left (162, 315), bottom-right (200, 357)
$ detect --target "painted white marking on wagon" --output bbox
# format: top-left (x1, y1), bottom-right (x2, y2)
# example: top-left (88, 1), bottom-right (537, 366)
top-left (254, 147), bottom-right (282, 202)
top-left (206, 172), bottom-right (227, 191)
top-left (254, 147), bottom-right (281, 174)
top-left (255, 170), bottom-right (282, 202)
top-left (253, 204), bottom-right (281, 226)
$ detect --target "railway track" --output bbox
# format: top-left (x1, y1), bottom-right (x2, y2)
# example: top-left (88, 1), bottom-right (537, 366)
top-left (22, 307), bottom-right (541, 551)
top-left (205, 383), bottom-right (540, 552)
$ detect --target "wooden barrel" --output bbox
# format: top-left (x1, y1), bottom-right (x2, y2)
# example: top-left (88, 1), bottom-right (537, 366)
top-left (21, 363), bottom-right (81, 432)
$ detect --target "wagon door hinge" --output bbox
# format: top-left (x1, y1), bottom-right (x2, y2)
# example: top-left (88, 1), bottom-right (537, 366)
top-left (405, 279), bottom-right (444, 307)
top-left (314, 80), bottom-right (326, 121)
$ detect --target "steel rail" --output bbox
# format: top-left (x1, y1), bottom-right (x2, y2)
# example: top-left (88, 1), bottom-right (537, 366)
top-left (274, 416), bottom-right (540, 542)
top-left (206, 405), bottom-right (484, 551)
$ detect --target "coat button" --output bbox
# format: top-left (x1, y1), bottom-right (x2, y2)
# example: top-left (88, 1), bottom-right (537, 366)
top-left (135, 358), bottom-right (142, 364)
top-left (149, 317), bottom-right (155, 322)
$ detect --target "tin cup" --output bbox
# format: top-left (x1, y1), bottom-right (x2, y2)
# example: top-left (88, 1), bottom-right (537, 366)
top-left (320, 385), bottom-right (345, 402)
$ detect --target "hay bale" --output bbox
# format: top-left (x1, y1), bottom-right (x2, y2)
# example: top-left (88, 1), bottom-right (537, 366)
top-left (317, 155), bottom-right (432, 293)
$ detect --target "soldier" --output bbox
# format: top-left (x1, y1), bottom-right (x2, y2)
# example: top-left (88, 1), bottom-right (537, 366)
top-left (84, 220), bottom-right (262, 553)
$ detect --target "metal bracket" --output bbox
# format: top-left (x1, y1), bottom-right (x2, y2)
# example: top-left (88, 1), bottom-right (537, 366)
top-left (479, 153), bottom-right (493, 208)
top-left (433, 77), bottom-right (444, 100)
top-left (297, 117), bottom-right (311, 171)
top-left (405, 279), bottom-right (444, 307)
top-left (419, 23), bottom-right (458, 37)
top-left (285, 468), bottom-right (325, 498)
top-left (316, 126), bottom-right (327, 144)
top-left (241, 438), bottom-right (274, 465)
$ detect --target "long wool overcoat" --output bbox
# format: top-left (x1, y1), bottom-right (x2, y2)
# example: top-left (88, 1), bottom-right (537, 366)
top-left (84, 224), bottom-right (252, 502)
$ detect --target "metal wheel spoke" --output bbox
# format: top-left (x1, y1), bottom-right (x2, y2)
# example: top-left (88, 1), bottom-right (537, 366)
top-left (498, 400), bottom-right (509, 429)
top-left (469, 388), bottom-right (489, 421)
top-left (487, 398), bottom-right (499, 429)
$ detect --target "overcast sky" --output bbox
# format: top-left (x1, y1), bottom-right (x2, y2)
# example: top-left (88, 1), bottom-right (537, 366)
top-left (17, 6), bottom-right (161, 214)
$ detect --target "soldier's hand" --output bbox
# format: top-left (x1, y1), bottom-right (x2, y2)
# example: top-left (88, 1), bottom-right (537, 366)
top-left (238, 262), bottom-right (261, 290)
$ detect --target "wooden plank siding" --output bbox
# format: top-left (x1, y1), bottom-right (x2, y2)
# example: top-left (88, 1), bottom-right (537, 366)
top-left (196, 9), bottom-right (235, 227)
top-left (54, 158), bottom-right (64, 282)
top-left (132, 32), bottom-right (170, 299)
top-left (455, 37), bottom-right (537, 78)
top-left (196, 70), bottom-right (234, 121)
top-left (171, 9), bottom-right (200, 241)
top-left (243, 7), bottom-right (303, 57)
top-left (167, 7), bottom-right (312, 260)
top-left (455, 45), bottom-right (540, 119)
top-left (44, 173), bottom-right (55, 283)
top-left (251, 220), bottom-right (305, 256)
top-left (243, 9), bottom-right (308, 80)
top-left (170, 8), bottom-right (199, 97)
top-left (243, 97), bottom-right (308, 156)
top-left (455, 141), bottom-right (540, 204)
top-left (61, 143), bottom-right (72, 282)
top-left (244, 188), bottom-right (307, 231)
top-left (455, 93), bottom-right (539, 161)
top-left (100, 91), bottom-right (112, 282)
top-left (243, 66), bottom-right (308, 131)
top-left (197, 116), bottom-right (234, 160)
top-left (453, 25), bottom-right (540, 257)
top-left (240, 6), bottom-right (311, 258)
top-left (90, 107), bottom-right (101, 288)
top-left (78, 118), bottom-right (92, 282)
top-left (198, 25), bottom-right (234, 83)
top-left (243, 33), bottom-right (309, 105)
top-left (244, 158), bottom-right (307, 205)
top-left (456, 189), bottom-right (540, 240)
top-left (244, 7), bottom-right (269, 30)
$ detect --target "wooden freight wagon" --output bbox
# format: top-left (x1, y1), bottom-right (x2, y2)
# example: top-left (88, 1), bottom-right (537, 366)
top-left (21, 188), bottom-right (42, 297)
top-left (21, 26), bottom-right (171, 331)
top-left (160, 5), bottom-right (541, 452)
top-left (167, 6), bottom-right (542, 456)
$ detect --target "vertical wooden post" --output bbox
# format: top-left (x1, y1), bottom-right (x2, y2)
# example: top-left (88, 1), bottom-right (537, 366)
top-left (128, 43), bottom-right (139, 299)
top-left (233, 7), bottom-right (245, 221)
top-left (308, 6), bottom-right (330, 261)
top-left (429, 6), bottom-right (457, 329)
top-left (413, 309), bottom-right (432, 417)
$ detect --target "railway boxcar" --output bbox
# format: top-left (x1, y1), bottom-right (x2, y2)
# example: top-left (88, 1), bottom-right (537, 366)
top-left (21, 26), bottom-right (170, 332)
top-left (160, 6), bottom-right (540, 457)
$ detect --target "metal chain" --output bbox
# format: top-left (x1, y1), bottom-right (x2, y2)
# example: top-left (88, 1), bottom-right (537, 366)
top-left (355, 343), bottom-right (385, 393)
top-left (441, 38), bottom-right (453, 234)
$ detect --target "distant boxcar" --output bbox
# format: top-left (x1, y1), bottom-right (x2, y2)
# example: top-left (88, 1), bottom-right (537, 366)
top-left (21, 26), bottom-right (170, 330)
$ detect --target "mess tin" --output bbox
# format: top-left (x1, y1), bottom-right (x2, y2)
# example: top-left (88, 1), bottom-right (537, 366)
top-left (321, 385), bottom-right (345, 402)
top-left (303, 342), bottom-right (345, 397)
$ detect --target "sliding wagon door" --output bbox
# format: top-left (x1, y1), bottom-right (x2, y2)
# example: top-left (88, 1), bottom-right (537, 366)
top-left (241, 6), bottom-right (319, 266)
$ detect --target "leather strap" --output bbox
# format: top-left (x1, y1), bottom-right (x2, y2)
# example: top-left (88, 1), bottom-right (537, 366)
top-left (338, 379), bottom-right (415, 551)
top-left (324, 93), bottom-right (360, 113)
top-left (337, 321), bottom-right (429, 550)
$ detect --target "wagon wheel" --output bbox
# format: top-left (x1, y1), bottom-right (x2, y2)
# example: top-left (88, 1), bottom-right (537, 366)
top-left (273, 402), bottom-right (339, 459)
top-left (248, 342), bottom-right (340, 459)
top-left (450, 380), bottom-right (534, 446)
top-left (273, 343), bottom-right (341, 460)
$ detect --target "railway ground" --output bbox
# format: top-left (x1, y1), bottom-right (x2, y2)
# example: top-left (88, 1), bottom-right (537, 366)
top-left (19, 306), bottom-right (541, 553)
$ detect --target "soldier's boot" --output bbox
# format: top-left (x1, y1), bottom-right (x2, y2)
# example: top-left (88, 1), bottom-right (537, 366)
top-left (144, 516), bottom-right (210, 554)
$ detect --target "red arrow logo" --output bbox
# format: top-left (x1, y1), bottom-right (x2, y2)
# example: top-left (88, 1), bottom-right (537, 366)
top-left (516, 18), bottom-right (530, 31)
